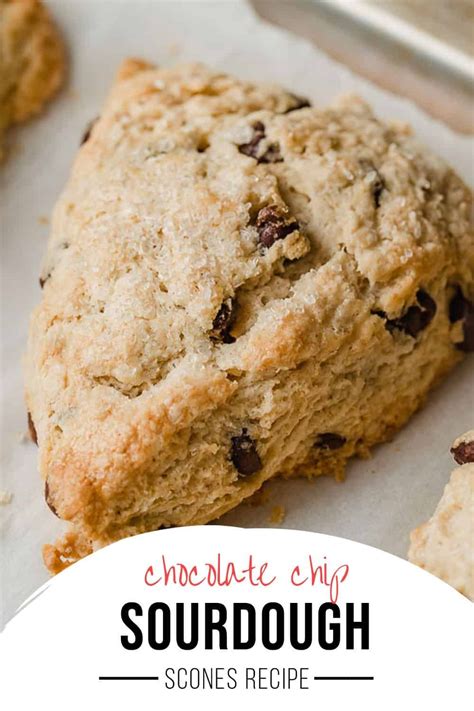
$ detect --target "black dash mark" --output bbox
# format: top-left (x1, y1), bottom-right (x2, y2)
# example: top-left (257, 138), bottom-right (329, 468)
top-left (314, 676), bottom-right (374, 681)
top-left (99, 676), bottom-right (159, 681)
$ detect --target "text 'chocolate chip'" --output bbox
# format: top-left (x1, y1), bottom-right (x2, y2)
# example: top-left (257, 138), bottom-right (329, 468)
top-left (230, 429), bottom-right (262, 476)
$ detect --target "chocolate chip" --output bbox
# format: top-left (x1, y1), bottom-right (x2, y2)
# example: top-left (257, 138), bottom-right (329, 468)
top-left (210, 298), bottom-right (237, 344)
top-left (238, 121), bottom-right (265, 159)
top-left (372, 173), bottom-right (385, 208)
top-left (39, 273), bottom-right (50, 289)
top-left (449, 286), bottom-right (466, 322)
top-left (196, 135), bottom-right (210, 153)
top-left (314, 433), bottom-right (346, 450)
top-left (458, 308), bottom-right (474, 352)
top-left (230, 429), bottom-right (262, 476)
top-left (416, 289), bottom-right (436, 313)
top-left (238, 121), bottom-right (283, 164)
top-left (388, 305), bottom-right (426, 336)
top-left (256, 205), bottom-right (299, 249)
top-left (284, 93), bottom-right (312, 113)
top-left (80, 117), bottom-right (98, 146)
top-left (361, 161), bottom-right (385, 207)
top-left (449, 286), bottom-right (474, 352)
top-left (451, 439), bottom-right (474, 465)
top-left (374, 289), bottom-right (436, 338)
top-left (44, 481), bottom-right (59, 517)
top-left (27, 411), bottom-right (38, 445)
top-left (259, 143), bottom-right (283, 164)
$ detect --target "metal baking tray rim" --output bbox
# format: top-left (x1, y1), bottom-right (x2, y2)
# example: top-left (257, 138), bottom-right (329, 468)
top-left (317, 0), bottom-right (474, 82)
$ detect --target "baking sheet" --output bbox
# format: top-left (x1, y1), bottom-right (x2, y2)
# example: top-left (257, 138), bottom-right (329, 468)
top-left (1, 0), bottom-right (473, 628)
top-left (319, 0), bottom-right (474, 80)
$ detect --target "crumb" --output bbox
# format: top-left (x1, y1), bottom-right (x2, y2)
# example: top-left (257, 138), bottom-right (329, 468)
top-left (0, 490), bottom-right (12, 505)
top-left (38, 215), bottom-right (49, 225)
top-left (268, 505), bottom-right (285, 525)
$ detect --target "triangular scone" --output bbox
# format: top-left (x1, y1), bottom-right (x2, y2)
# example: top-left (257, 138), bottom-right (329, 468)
top-left (24, 60), bottom-right (474, 573)
top-left (0, 0), bottom-right (65, 159)
top-left (409, 431), bottom-right (474, 599)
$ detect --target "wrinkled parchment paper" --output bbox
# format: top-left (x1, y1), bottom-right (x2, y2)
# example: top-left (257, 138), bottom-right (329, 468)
top-left (1, 0), bottom-right (473, 627)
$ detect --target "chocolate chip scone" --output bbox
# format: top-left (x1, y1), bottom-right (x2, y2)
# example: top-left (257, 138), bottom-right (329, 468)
top-left (409, 431), bottom-right (473, 599)
top-left (0, 0), bottom-right (65, 159)
top-left (24, 60), bottom-right (474, 573)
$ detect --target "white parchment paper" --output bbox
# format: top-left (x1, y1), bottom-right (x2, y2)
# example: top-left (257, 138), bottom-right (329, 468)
top-left (1, 0), bottom-right (473, 627)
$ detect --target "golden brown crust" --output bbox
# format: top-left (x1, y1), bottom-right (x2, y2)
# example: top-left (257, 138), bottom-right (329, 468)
top-left (23, 61), bottom-right (473, 573)
top-left (0, 0), bottom-right (65, 156)
top-left (43, 530), bottom-right (93, 575)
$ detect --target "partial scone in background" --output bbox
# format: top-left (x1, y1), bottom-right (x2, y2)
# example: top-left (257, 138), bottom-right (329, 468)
top-left (0, 0), bottom-right (65, 159)
top-left (23, 60), bottom-right (474, 574)
top-left (409, 430), bottom-right (474, 600)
